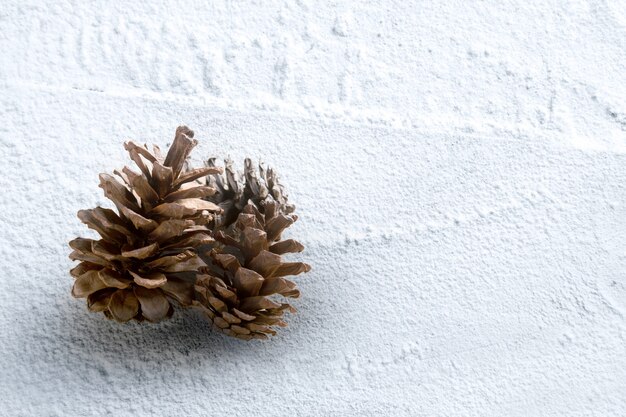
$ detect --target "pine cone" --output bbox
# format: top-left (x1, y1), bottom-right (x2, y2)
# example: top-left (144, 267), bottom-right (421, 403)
top-left (194, 200), bottom-right (311, 340)
top-left (204, 158), bottom-right (295, 231)
top-left (69, 126), bottom-right (223, 323)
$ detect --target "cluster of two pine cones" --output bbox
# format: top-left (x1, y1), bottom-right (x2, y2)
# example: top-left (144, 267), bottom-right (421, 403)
top-left (69, 126), bottom-right (310, 340)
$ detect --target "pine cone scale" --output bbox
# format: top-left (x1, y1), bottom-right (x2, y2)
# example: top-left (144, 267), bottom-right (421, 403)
top-left (160, 276), bottom-right (194, 305)
top-left (163, 126), bottom-right (196, 177)
top-left (87, 288), bottom-right (116, 312)
top-left (97, 269), bottom-right (131, 289)
top-left (108, 289), bottom-right (140, 322)
top-left (173, 167), bottom-right (223, 188)
top-left (120, 242), bottom-right (159, 259)
top-left (72, 269), bottom-right (108, 298)
top-left (119, 206), bottom-right (158, 232)
top-left (134, 286), bottom-right (170, 322)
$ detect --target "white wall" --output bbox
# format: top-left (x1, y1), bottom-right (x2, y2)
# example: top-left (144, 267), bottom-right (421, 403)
top-left (1, 1), bottom-right (625, 416)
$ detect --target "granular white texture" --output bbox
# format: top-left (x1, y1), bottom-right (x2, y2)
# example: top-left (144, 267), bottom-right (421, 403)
top-left (0, 1), bottom-right (625, 416)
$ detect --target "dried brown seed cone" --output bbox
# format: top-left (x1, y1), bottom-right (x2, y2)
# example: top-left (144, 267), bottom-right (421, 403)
top-left (204, 157), bottom-right (295, 231)
top-left (69, 126), bottom-right (223, 323)
top-left (194, 201), bottom-right (311, 340)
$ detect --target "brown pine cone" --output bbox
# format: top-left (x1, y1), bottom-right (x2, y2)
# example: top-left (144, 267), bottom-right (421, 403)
top-left (194, 200), bottom-right (310, 339)
top-left (69, 126), bottom-right (223, 322)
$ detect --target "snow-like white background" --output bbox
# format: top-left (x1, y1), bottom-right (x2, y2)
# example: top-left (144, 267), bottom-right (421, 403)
top-left (1, 1), bottom-right (625, 416)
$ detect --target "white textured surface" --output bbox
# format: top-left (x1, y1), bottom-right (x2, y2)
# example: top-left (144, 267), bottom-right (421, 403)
top-left (1, 1), bottom-right (625, 416)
